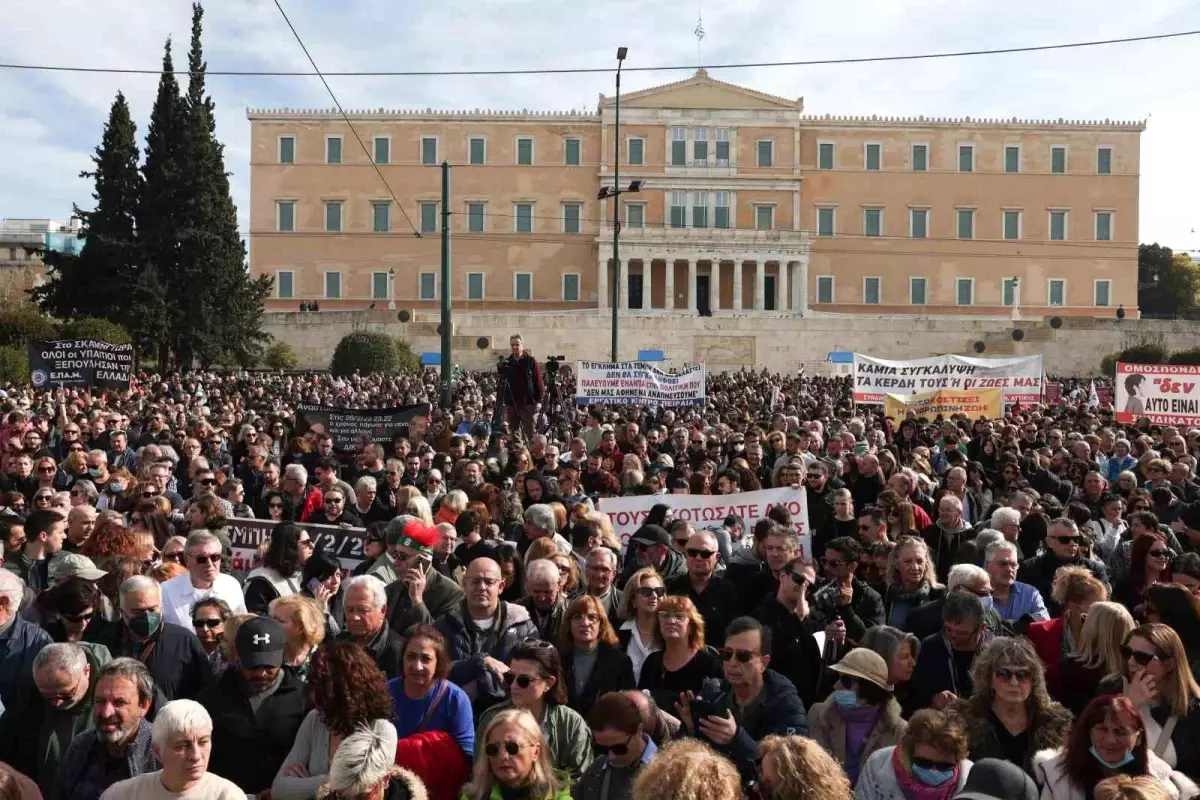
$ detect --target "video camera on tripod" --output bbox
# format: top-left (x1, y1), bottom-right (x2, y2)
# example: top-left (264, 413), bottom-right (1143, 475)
top-left (544, 354), bottom-right (566, 377)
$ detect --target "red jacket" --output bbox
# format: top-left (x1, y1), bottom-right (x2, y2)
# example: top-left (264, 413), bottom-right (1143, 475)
top-left (1025, 617), bottom-right (1066, 685)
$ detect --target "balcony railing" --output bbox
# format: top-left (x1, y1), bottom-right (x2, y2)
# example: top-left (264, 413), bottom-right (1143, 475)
top-left (597, 226), bottom-right (810, 245)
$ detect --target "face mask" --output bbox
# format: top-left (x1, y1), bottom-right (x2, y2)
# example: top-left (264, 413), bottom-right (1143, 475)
top-left (978, 595), bottom-right (994, 614)
top-left (831, 689), bottom-right (859, 709)
top-left (912, 764), bottom-right (956, 787)
top-left (126, 611), bottom-right (162, 639)
top-left (88, 468), bottom-right (103, 479)
top-left (109, 482), bottom-right (125, 493)
top-left (1089, 745), bottom-right (1135, 770)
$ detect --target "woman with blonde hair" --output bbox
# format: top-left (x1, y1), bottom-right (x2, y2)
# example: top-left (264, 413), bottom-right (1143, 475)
top-left (1055, 601), bottom-right (1136, 713)
top-left (635, 595), bottom-right (722, 712)
top-left (757, 734), bottom-right (852, 800)
top-left (550, 552), bottom-right (580, 599)
top-left (856, 708), bottom-right (974, 798)
top-left (630, 738), bottom-right (741, 800)
top-left (404, 495), bottom-right (434, 526)
top-left (579, 510), bottom-right (621, 553)
top-left (881, 536), bottom-right (946, 631)
top-left (618, 567), bottom-right (664, 683)
top-left (269, 594), bottom-right (326, 680)
top-left (1027, 565), bottom-right (1108, 690)
top-left (461, 709), bottom-right (570, 800)
top-left (1094, 775), bottom-right (1177, 800)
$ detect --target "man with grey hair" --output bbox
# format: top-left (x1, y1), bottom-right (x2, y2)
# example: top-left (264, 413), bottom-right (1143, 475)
top-left (922, 493), bottom-right (978, 584)
top-left (985, 539), bottom-right (1048, 625)
top-left (584, 547), bottom-right (621, 621)
top-left (159, 531), bottom-right (246, 633)
top-left (64, 504), bottom-right (98, 553)
top-left (56, 658), bottom-right (158, 799)
top-left (0, 568), bottom-right (50, 708)
top-left (113, 576), bottom-right (209, 704)
top-left (989, 506), bottom-right (1024, 556)
top-left (906, 562), bottom-right (1002, 641)
top-left (910, 591), bottom-right (992, 713)
top-left (281, 462), bottom-right (319, 521)
top-left (520, 559), bottom-right (566, 640)
top-left (338, 575), bottom-right (405, 679)
top-left (522, 503), bottom-right (571, 555)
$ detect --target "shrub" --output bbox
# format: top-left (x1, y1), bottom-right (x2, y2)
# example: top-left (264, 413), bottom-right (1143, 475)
top-left (0, 307), bottom-right (59, 349)
top-left (330, 331), bottom-right (397, 376)
top-left (263, 340), bottom-right (299, 371)
top-left (1167, 347), bottom-right (1200, 366)
top-left (1100, 342), bottom-right (1169, 376)
top-left (0, 346), bottom-right (29, 385)
top-left (57, 318), bottom-right (131, 344)
top-left (395, 338), bottom-right (421, 372)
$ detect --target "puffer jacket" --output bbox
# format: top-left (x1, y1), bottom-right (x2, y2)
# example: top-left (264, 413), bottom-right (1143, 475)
top-left (854, 746), bottom-right (972, 800)
top-left (1032, 748), bottom-right (1199, 800)
top-left (436, 600), bottom-right (538, 716)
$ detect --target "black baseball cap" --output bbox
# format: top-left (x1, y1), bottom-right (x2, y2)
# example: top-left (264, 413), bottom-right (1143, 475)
top-left (236, 616), bottom-right (285, 669)
top-left (629, 524), bottom-right (671, 547)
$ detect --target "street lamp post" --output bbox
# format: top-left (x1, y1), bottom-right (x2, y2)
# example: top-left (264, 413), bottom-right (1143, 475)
top-left (387, 267), bottom-right (395, 310)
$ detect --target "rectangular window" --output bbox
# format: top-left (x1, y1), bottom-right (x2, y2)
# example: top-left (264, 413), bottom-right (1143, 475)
top-left (516, 137), bottom-right (534, 166)
top-left (863, 208), bottom-right (882, 237)
top-left (757, 140), bottom-right (774, 168)
top-left (419, 272), bottom-right (436, 300)
top-left (467, 203), bottom-right (485, 233)
top-left (956, 209), bottom-right (974, 239)
top-left (715, 129), bottom-right (730, 164)
top-left (910, 277), bottom-right (927, 305)
top-left (626, 203), bottom-right (645, 229)
top-left (1005, 145), bottom-right (1020, 173)
top-left (816, 276), bottom-right (834, 304)
top-left (1003, 210), bottom-right (1021, 240)
top-left (468, 137), bottom-right (486, 165)
top-left (373, 137), bottom-right (389, 165)
top-left (467, 273), bottom-right (484, 301)
top-left (865, 143), bottom-right (881, 171)
top-left (755, 205), bottom-right (774, 230)
top-left (692, 193), bottom-right (708, 229)
top-left (818, 142), bottom-right (834, 170)
top-left (910, 208), bottom-right (928, 239)
top-left (514, 273), bottom-right (533, 301)
top-left (324, 272), bottom-right (341, 299)
top-left (1051, 146), bottom-right (1067, 174)
top-left (421, 137), bottom-right (438, 165)
top-left (563, 203), bottom-right (582, 234)
top-left (670, 191), bottom-right (686, 229)
top-left (956, 278), bottom-right (974, 306)
top-left (817, 207), bottom-right (835, 237)
top-left (1003, 278), bottom-right (1017, 307)
top-left (326, 136), bottom-right (342, 164)
top-left (1095, 279), bottom-right (1112, 307)
top-left (1097, 147), bottom-right (1112, 175)
top-left (714, 192), bottom-right (730, 229)
top-left (277, 270), bottom-right (294, 299)
top-left (515, 203), bottom-right (534, 233)
top-left (628, 137), bottom-right (644, 166)
top-left (1095, 212), bottom-right (1112, 241)
top-left (324, 201), bottom-right (342, 232)
top-left (563, 273), bottom-right (580, 302)
top-left (278, 136), bottom-right (295, 164)
top-left (958, 144), bottom-right (974, 172)
top-left (864, 277), bottom-right (881, 304)
top-left (693, 128), bottom-right (709, 164)
top-left (420, 202), bottom-right (437, 234)
top-left (911, 144), bottom-right (927, 172)
top-left (372, 272), bottom-right (389, 300)
top-left (276, 201), bottom-right (295, 232)
top-left (564, 138), bottom-right (581, 166)
top-left (1048, 278), bottom-right (1065, 306)
top-left (1049, 211), bottom-right (1067, 241)
top-left (372, 202), bottom-right (390, 233)
top-left (670, 128), bottom-right (686, 166)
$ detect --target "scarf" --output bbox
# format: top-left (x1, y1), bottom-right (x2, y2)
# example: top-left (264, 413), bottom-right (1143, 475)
top-left (837, 704), bottom-right (881, 784)
top-left (892, 747), bottom-right (959, 800)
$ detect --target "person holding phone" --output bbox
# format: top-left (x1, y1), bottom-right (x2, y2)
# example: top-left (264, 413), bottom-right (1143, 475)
top-left (379, 517), bottom-right (463, 636)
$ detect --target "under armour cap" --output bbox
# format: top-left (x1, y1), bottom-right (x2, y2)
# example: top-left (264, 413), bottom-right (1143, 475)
top-left (236, 616), bottom-right (285, 669)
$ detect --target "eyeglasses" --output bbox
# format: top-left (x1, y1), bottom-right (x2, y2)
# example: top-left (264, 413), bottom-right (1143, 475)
top-left (197, 478), bottom-right (216, 486)
top-left (298, 538), bottom-right (313, 548)
top-left (594, 732), bottom-right (636, 757)
top-left (657, 612), bottom-right (687, 623)
top-left (163, 552), bottom-right (184, 564)
top-left (325, 497), bottom-right (344, 504)
top-left (268, 503), bottom-right (283, 510)
top-left (1122, 645), bottom-right (1166, 666)
top-left (62, 611), bottom-right (93, 624)
top-left (37, 466), bottom-right (55, 474)
top-left (502, 673), bottom-right (541, 689)
top-left (674, 537), bottom-right (689, 548)
top-left (193, 618), bottom-right (223, 630)
top-left (718, 647), bottom-right (759, 663)
top-left (1051, 535), bottom-right (1081, 544)
top-left (191, 554), bottom-right (221, 565)
top-left (962, 586), bottom-right (993, 598)
top-left (782, 569), bottom-right (809, 585)
top-left (636, 586), bottom-right (666, 599)
top-left (994, 667), bottom-right (1032, 683)
top-left (571, 612), bottom-right (602, 624)
top-left (911, 756), bottom-right (957, 771)
top-left (686, 548), bottom-right (716, 560)
top-left (1149, 549), bottom-right (1170, 558)
top-left (485, 740), bottom-right (535, 758)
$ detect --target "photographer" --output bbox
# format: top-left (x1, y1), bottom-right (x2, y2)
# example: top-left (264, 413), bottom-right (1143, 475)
top-left (498, 334), bottom-right (544, 442)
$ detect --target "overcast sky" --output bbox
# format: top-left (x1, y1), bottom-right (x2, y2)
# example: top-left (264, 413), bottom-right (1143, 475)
top-left (1, 0), bottom-right (1197, 251)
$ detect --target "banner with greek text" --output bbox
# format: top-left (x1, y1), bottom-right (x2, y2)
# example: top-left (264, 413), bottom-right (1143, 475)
top-left (295, 403), bottom-right (430, 454)
top-left (1115, 363), bottom-right (1200, 426)
top-left (28, 339), bottom-right (133, 389)
top-left (853, 353), bottom-right (1043, 405)
top-left (598, 486), bottom-right (810, 558)
top-left (227, 517), bottom-right (368, 580)
top-left (574, 361), bottom-right (706, 406)
top-left (883, 388), bottom-right (1004, 420)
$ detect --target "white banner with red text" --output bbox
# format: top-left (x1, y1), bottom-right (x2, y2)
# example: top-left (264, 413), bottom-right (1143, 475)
top-left (598, 486), bottom-right (810, 558)
top-left (1115, 362), bottom-right (1200, 426)
top-left (574, 361), bottom-right (706, 406)
top-left (852, 353), bottom-right (1044, 405)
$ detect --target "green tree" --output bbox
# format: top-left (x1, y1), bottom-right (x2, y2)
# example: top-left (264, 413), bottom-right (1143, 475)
top-left (331, 331), bottom-right (399, 376)
top-left (57, 318), bottom-right (132, 344)
top-left (263, 340), bottom-right (299, 371)
top-left (1138, 243), bottom-right (1200, 318)
top-left (395, 338), bottom-right (421, 371)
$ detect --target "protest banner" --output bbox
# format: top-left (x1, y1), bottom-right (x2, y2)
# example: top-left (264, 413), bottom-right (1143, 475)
top-left (28, 339), bottom-right (133, 389)
top-left (598, 486), bottom-right (810, 557)
top-left (852, 353), bottom-right (1043, 405)
top-left (1045, 382), bottom-right (1063, 404)
top-left (575, 361), bottom-right (705, 406)
top-left (295, 403), bottom-right (431, 454)
top-left (883, 388), bottom-right (1004, 420)
top-left (1115, 363), bottom-right (1200, 426)
top-left (227, 517), bottom-right (369, 579)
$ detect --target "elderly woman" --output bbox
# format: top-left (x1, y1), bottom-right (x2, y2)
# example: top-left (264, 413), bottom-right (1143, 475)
top-left (757, 734), bottom-right (853, 800)
top-left (636, 595), bottom-right (723, 712)
top-left (856, 708), bottom-right (974, 799)
top-left (809, 648), bottom-right (906, 786)
top-left (861, 626), bottom-right (921, 718)
top-left (315, 719), bottom-right (425, 800)
top-left (272, 641), bottom-right (395, 800)
top-left (435, 488), bottom-right (466, 526)
top-left (461, 708), bottom-right (571, 800)
top-left (882, 536), bottom-right (946, 631)
top-left (269, 595), bottom-right (326, 681)
top-left (558, 594), bottom-right (635, 718)
top-left (1055, 602), bottom-right (1135, 714)
top-left (245, 522), bottom-right (313, 614)
top-left (618, 566), bottom-right (664, 684)
top-left (1026, 566), bottom-right (1108, 691)
top-left (955, 636), bottom-right (1072, 775)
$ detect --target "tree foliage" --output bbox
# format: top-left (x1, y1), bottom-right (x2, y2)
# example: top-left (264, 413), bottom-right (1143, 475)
top-left (0, 307), bottom-right (60, 348)
top-left (1100, 341), bottom-right (1172, 375)
top-left (1167, 347), bottom-right (1200, 366)
top-left (0, 347), bottom-right (30, 385)
top-left (263, 340), bottom-right (299, 371)
top-left (57, 318), bottom-right (132, 344)
top-left (1138, 243), bottom-right (1200, 319)
top-left (395, 338), bottom-right (421, 372)
top-left (330, 331), bottom-right (399, 376)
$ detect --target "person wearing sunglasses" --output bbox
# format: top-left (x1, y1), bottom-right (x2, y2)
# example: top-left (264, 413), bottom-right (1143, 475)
top-left (616, 567), bottom-right (665, 684)
top-left (809, 536), bottom-right (885, 659)
top-left (856, 708), bottom-right (972, 798)
top-left (666, 531), bottom-right (743, 648)
top-left (574, 691), bottom-right (657, 800)
top-left (808, 648), bottom-right (904, 786)
top-left (189, 596), bottom-right (231, 676)
top-left (462, 708), bottom-right (571, 800)
top-left (1017, 518), bottom-right (1109, 617)
top-left (636, 595), bottom-right (721, 714)
top-left (747, 556), bottom-right (822, 708)
top-left (1112, 532), bottom-right (1173, 615)
top-left (158, 530), bottom-right (247, 634)
top-left (244, 522), bottom-right (313, 615)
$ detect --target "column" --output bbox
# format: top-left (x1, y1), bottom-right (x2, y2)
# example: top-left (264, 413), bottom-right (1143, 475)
top-left (796, 257), bottom-right (810, 315)
top-left (619, 259), bottom-right (630, 310)
top-left (642, 259), bottom-right (653, 311)
top-left (687, 260), bottom-right (698, 311)
top-left (711, 260), bottom-right (722, 311)
top-left (664, 259), bottom-right (675, 311)
top-left (732, 257), bottom-right (743, 310)
top-left (754, 259), bottom-right (765, 311)
top-left (777, 260), bottom-right (788, 313)
top-left (597, 255), bottom-right (608, 309)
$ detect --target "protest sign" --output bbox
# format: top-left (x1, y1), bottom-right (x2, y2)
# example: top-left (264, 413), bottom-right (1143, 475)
top-left (853, 353), bottom-right (1043, 405)
top-left (227, 517), bottom-right (369, 579)
top-left (598, 486), bottom-right (810, 557)
top-left (575, 361), bottom-right (705, 406)
top-left (883, 388), bottom-right (1004, 420)
top-left (28, 339), bottom-right (133, 389)
top-left (1115, 363), bottom-right (1200, 426)
top-left (295, 403), bottom-right (430, 453)
top-left (1045, 382), bottom-right (1062, 404)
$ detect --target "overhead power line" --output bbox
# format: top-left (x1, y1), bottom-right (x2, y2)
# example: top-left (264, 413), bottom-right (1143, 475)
top-left (270, 0), bottom-right (420, 237)
top-left (2, 29), bottom-right (1197, 78)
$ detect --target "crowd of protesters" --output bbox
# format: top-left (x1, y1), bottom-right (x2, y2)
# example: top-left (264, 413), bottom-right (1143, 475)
top-left (0, 338), bottom-right (1192, 799)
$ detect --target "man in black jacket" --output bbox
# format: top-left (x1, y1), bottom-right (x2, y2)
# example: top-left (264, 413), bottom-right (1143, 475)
top-left (668, 531), bottom-right (742, 647)
top-left (808, 537), bottom-right (884, 659)
top-left (1019, 518), bottom-right (1109, 615)
top-left (499, 334), bottom-right (543, 442)
top-left (199, 616), bottom-right (308, 796)
top-left (751, 557), bottom-right (822, 710)
top-left (338, 575), bottom-right (405, 680)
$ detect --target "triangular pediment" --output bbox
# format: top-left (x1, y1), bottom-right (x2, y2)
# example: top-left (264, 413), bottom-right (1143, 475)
top-left (601, 69), bottom-right (802, 112)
